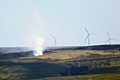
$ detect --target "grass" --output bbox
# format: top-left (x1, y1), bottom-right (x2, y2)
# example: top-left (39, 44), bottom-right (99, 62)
top-left (81, 66), bottom-right (120, 74)
top-left (27, 50), bottom-right (120, 60)
top-left (0, 61), bottom-right (67, 80)
top-left (0, 49), bottom-right (120, 79)
top-left (33, 73), bottom-right (120, 80)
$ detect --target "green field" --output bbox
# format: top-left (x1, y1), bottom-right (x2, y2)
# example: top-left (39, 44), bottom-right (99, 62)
top-left (0, 49), bottom-right (120, 80)
top-left (35, 73), bottom-right (120, 80)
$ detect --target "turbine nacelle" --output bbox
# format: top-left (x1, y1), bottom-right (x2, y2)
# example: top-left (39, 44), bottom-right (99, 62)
top-left (49, 33), bottom-right (61, 48)
top-left (84, 27), bottom-right (96, 46)
top-left (106, 31), bottom-right (116, 44)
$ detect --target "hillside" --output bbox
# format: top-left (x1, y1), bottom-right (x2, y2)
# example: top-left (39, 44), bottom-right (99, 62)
top-left (0, 44), bottom-right (119, 60)
top-left (0, 44), bottom-right (120, 79)
top-left (31, 50), bottom-right (120, 60)
top-left (0, 44), bottom-right (119, 53)
top-left (0, 47), bottom-right (30, 52)
top-left (46, 44), bottom-right (120, 50)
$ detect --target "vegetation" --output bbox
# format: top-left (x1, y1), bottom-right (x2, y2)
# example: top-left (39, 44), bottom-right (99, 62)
top-left (0, 46), bottom-right (120, 80)
top-left (34, 73), bottom-right (120, 80)
top-left (0, 61), bottom-right (67, 80)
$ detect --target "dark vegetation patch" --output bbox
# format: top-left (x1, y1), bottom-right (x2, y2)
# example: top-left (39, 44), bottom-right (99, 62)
top-left (0, 51), bottom-right (34, 60)
top-left (60, 66), bottom-right (89, 76)
top-left (81, 66), bottom-right (120, 74)
top-left (48, 44), bottom-right (120, 51)
top-left (0, 61), bottom-right (67, 79)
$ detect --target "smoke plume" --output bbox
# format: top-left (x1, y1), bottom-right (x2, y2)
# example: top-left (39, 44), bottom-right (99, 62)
top-left (30, 36), bottom-right (45, 56)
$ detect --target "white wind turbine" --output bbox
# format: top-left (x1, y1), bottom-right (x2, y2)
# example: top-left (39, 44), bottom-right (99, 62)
top-left (84, 27), bottom-right (96, 46)
top-left (106, 31), bottom-right (116, 44)
top-left (49, 33), bottom-right (61, 48)
top-left (43, 34), bottom-right (49, 48)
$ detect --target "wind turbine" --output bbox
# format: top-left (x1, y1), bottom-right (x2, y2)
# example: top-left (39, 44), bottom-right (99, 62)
top-left (84, 27), bottom-right (96, 46)
top-left (49, 33), bottom-right (61, 48)
top-left (43, 34), bottom-right (49, 48)
top-left (106, 31), bottom-right (116, 44)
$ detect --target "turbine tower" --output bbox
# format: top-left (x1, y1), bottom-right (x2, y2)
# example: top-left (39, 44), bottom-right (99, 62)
top-left (106, 31), bottom-right (116, 44)
top-left (49, 33), bottom-right (61, 48)
top-left (84, 27), bottom-right (96, 46)
top-left (43, 34), bottom-right (49, 48)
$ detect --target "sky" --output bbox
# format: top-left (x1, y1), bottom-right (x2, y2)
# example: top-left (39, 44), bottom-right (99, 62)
top-left (0, 0), bottom-right (120, 47)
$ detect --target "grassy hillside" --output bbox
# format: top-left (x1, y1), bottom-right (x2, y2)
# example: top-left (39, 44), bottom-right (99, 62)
top-left (0, 61), bottom-right (67, 80)
top-left (30, 50), bottom-right (120, 60)
top-left (35, 73), bottom-right (120, 80)
top-left (0, 45), bottom-right (120, 79)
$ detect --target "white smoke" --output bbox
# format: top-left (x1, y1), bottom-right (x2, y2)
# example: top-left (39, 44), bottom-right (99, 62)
top-left (30, 36), bottom-right (45, 56)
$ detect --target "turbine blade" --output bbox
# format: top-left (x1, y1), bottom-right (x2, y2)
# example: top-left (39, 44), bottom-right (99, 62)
top-left (105, 39), bottom-right (109, 43)
top-left (85, 35), bottom-right (89, 41)
top-left (84, 27), bottom-right (89, 34)
top-left (111, 38), bottom-right (117, 40)
top-left (107, 31), bottom-right (110, 38)
top-left (90, 33), bottom-right (96, 35)
top-left (49, 33), bottom-right (55, 38)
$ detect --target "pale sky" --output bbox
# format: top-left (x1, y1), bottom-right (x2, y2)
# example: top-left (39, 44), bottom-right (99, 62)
top-left (0, 0), bottom-right (120, 47)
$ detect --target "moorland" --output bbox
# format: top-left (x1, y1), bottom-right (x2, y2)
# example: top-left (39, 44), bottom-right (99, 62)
top-left (0, 44), bottom-right (120, 80)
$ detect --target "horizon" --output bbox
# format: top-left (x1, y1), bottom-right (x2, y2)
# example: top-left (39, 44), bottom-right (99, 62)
top-left (0, 43), bottom-right (119, 48)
